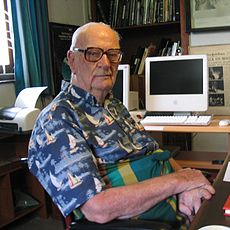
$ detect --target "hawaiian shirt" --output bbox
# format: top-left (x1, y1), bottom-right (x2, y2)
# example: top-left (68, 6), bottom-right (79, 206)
top-left (28, 81), bottom-right (159, 217)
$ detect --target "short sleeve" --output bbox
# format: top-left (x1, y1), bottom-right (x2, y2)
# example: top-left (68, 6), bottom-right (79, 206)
top-left (28, 105), bottom-right (105, 217)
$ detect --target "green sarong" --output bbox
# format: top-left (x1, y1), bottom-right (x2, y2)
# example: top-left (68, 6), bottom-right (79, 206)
top-left (100, 150), bottom-right (176, 221)
top-left (74, 149), bottom-right (188, 229)
top-left (99, 149), bottom-right (188, 229)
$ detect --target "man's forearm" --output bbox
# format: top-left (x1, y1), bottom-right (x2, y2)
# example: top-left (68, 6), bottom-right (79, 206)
top-left (81, 173), bottom-right (179, 223)
top-left (80, 168), bottom-right (213, 223)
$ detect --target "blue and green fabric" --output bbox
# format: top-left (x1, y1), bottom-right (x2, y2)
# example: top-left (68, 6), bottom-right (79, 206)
top-left (74, 149), bottom-right (188, 229)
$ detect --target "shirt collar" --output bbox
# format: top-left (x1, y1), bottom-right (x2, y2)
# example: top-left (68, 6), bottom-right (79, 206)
top-left (61, 80), bottom-right (113, 107)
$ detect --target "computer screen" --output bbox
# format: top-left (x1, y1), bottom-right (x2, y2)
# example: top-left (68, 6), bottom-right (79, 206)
top-left (112, 64), bottom-right (130, 109)
top-left (145, 54), bottom-right (208, 113)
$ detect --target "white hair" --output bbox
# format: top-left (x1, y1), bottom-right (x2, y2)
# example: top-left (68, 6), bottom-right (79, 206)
top-left (69, 22), bottom-right (121, 51)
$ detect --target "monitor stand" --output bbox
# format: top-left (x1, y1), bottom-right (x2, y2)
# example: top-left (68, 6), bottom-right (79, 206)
top-left (173, 112), bottom-right (192, 116)
top-left (145, 111), bottom-right (192, 116)
top-left (145, 111), bottom-right (174, 116)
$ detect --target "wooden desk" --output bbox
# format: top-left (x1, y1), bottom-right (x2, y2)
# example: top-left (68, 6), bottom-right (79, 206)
top-left (143, 116), bottom-right (230, 228)
top-left (189, 153), bottom-right (230, 229)
top-left (143, 116), bottom-right (230, 134)
top-left (143, 116), bottom-right (230, 170)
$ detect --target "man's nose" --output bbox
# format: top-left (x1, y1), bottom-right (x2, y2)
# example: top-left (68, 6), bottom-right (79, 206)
top-left (99, 53), bottom-right (110, 65)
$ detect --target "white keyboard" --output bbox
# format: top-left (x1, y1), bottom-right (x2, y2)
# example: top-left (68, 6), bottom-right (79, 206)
top-left (141, 115), bottom-right (212, 126)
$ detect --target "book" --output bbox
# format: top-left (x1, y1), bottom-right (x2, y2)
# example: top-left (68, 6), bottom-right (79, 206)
top-left (96, 0), bottom-right (108, 23)
top-left (116, 0), bottom-right (130, 27)
top-left (156, 0), bottom-right (164, 23)
top-left (130, 46), bottom-right (145, 75)
top-left (154, 38), bottom-right (171, 56)
top-left (111, 0), bottom-right (119, 27)
top-left (161, 40), bottom-right (170, 56)
top-left (137, 47), bottom-right (149, 75)
top-left (171, 41), bottom-right (178, 56)
top-left (135, 0), bottom-right (141, 25)
top-left (142, 0), bottom-right (149, 25)
top-left (116, 0), bottom-right (124, 27)
top-left (120, 0), bottom-right (130, 27)
top-left (137, 43), bottom-right (156, 74)
top-left (129, 0), bottom-right (136, 26)
top-left (148, 0), bottom-right (155, 24)
top-left (133, 47), bottom-right (145, 74)
top-left (174, 0), bottom-right (180, 21)
top-left (223, 195), bottom-right (230, 216)
top-left (108, 0), bottom-right (114, 25)
top-left (123, 0), bottom-right (131, 26)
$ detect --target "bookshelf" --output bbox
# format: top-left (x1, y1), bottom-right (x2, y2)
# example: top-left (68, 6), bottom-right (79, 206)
top-left (90, 0), bottom-right (190, 151)
top-left (90, 0), bottom-right (189, 64)
top-left (90, 0), bottom-right (189, 100)
top-left (0, 134), bottom-right (48, 228)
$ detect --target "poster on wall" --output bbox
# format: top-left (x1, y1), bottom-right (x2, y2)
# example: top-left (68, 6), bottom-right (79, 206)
top-left (187, 0), bottom-right (230, 32)
top-left (189, 44), bottom-right (230, 115)
top-left (49, 23), bottom-right (78, 95)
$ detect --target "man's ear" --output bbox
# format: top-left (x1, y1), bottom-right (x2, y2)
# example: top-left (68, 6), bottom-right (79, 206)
top-left (67, 50), bottom-right (75, 72)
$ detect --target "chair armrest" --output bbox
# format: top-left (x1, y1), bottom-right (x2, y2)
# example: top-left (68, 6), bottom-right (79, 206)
top-left (69, 219), bottom-right (174, 230)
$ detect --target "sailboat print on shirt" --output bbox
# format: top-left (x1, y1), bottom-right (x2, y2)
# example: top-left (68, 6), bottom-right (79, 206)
top-left (135, 122), bottom-right (145, 131)
top-left (45, 130), bottom-right (56, 144)
top-left (103, 113), bottom-right (114, 125)
top-left (82, 130), bottom-right (89, 139)
top-left (50, 171), bottom-right (63, 191)
top-left (94, 177), bottom-right (103, 193)
top-left (68, 172), bottom-right (82, 189)
top-left (36, 135), bottom-right (43, 146)
top-left (70, 88), bottom-right (81, 99)
top-left (67, 134), bottom-right (79, 154)
top-left (85, 113), bottom-right (100, 126)
top-left (51, 103), bottom-right (57, 111)
top-left (118, 140), bottom-right (133, 153)
top-left (95, 135), bottom-right (108, 148)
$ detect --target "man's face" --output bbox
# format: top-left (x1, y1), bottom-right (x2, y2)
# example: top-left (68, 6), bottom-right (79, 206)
top-left (69, 25), bottom-right (121, 98)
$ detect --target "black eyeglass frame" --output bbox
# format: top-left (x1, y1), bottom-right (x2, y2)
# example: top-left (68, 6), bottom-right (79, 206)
top-left (73, 47), bottom-right (123, 63)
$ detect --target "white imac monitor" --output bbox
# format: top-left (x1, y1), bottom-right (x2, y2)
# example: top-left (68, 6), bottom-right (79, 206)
top-left (112, 64), bottom-right (130, 109)
top-left (145, 54), bottom-right (208, 113)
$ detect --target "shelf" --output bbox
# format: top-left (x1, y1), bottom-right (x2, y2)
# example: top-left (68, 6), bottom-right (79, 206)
top-left (14, 205), bottom-right (42, 219)
top-left (0, 217), bottom-right (12, 229)
top-left (115, 21), bottom-right (180, 31)
top-left (0, 205), bottom-right (42, 229)
top-left (174, 151), bottom-right (227, 170)
top-left (0, 156), bottom-right (48, 228)
top-left (90, 0), bottom-right (189, 64)
top-left (0, 159), bottom-right (26, 176)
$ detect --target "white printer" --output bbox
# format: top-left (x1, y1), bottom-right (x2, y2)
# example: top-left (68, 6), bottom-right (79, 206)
top-left (0, 86), bottom-right (47, 133)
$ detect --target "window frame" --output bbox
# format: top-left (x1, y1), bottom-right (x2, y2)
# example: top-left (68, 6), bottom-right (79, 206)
top-left (0, 0), bottom-right (15, 83)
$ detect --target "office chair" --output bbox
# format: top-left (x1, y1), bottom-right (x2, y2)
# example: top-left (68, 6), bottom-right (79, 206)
top-left (64, 212), bottom-right (179, 230)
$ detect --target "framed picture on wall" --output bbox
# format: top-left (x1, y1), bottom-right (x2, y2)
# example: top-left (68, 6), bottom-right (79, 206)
top-left (189, 44), bottom-right (230, 115)
top-left (49, 23), bottom-right (79, 95)
top-left (186, 0), bottom-right (230, 32)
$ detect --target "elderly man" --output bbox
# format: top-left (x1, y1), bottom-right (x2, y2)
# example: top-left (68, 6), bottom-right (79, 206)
top-left (28, 22), bottom-right (214, 228)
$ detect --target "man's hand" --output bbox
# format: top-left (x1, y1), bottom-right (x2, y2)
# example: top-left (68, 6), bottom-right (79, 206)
top-left (174, 168), bottom-right (214, 192)
top-left (178, 185), bottom-right (215, 221)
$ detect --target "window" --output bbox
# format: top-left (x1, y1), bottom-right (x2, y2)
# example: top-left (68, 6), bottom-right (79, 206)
top-left (0, 0), bottom-right (14, 81)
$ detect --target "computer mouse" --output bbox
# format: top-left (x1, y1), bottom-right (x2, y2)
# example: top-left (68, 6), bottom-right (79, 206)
top-left (219, 119), bottom-right (230, 126)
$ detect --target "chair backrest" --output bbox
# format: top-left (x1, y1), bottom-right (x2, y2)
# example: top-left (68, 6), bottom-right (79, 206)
top-left (64, 214), bottom-right (73, 230)
top-left (64, 215), bottom-right (174, 230)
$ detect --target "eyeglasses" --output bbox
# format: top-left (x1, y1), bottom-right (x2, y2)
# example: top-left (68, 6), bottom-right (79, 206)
top-left (73, 47), bottom-right (123, 63)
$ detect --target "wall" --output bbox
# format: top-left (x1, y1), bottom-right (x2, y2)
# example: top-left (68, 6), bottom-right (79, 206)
top-left (190, 31), bottom-right (230, 152)
top-left (47, 0), bottom-right (90, 25)
top-left (0, 83), bottom-right (16, 107)
top-left (190, 31), bottom-right (230, 46)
